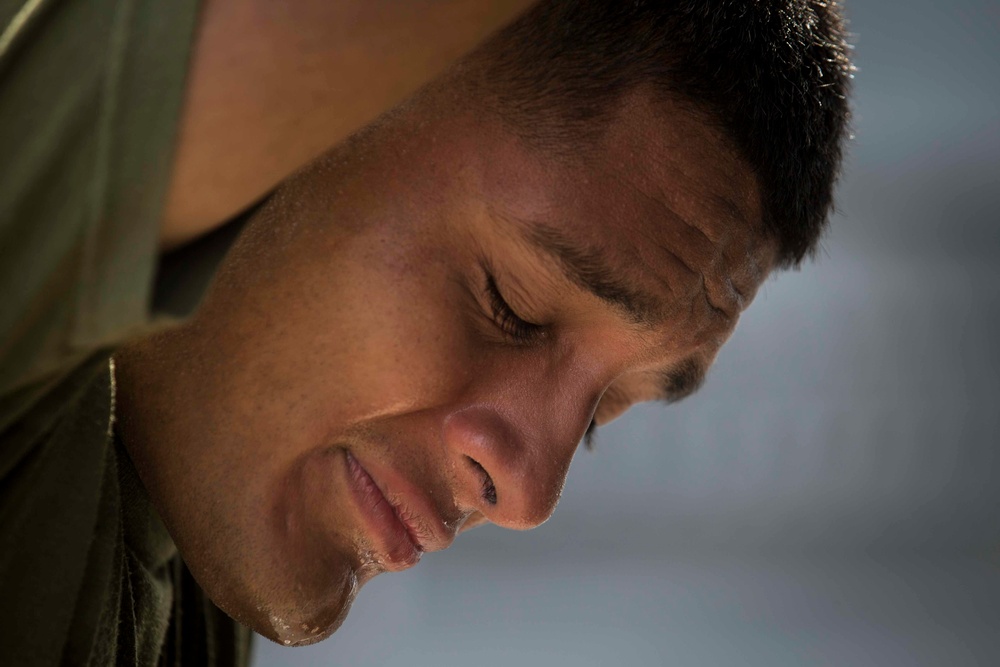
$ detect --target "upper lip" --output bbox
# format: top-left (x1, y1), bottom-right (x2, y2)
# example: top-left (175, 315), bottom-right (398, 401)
top-left (349, 451), bottom-right (456, 554)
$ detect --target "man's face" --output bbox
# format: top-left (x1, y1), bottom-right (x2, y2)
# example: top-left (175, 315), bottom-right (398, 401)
top-left (120, 91), bottom-right (774, 645)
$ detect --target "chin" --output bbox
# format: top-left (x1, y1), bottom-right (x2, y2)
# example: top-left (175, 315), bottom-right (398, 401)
top-left (252, 579), bottom-right (360, 647)
top-left (181, 537), bottom-right (364, 647)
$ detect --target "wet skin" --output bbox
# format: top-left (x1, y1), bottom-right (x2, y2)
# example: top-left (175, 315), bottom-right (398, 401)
top-left (115, 88), bottom-right (776, 645)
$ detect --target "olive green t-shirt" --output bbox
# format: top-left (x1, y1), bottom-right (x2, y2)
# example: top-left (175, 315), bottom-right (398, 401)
top-left (0, 0), bottom-right (198, 422)
top-left (0, 0), bottom-right (252, 664)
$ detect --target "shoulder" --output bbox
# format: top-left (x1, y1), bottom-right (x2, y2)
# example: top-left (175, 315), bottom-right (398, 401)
top-left (0, 0), bottom-right (201, 400)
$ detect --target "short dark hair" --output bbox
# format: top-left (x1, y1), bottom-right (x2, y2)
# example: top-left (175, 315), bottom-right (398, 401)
top-left (463, 0), bottom-right (853, 268)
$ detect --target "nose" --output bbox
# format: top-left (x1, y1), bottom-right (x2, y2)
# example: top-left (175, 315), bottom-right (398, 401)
top-left (441, 370), bottom-right (598, 530)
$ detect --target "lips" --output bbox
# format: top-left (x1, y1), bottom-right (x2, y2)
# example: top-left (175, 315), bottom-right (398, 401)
top-left (343, 450), bottom-right (422, 570)
top-left (345, 450), bottom-right (454, 571)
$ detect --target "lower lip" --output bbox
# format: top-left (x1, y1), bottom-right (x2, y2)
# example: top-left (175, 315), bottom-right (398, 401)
top-left (344, 451), bottom-right (421, 571)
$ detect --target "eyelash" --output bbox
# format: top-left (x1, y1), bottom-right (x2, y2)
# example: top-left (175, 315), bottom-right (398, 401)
top-left (484, 273), bottom-right (544, 344)
top-left (583, 418), bottom-right (597, 451)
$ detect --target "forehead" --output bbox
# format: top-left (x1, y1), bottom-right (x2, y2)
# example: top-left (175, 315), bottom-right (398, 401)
top-left (479, 91), bottom-right (760, 223)
top-left (598, 92), bottom-right (763, 245)
top-left (469, 92), bottom-right (775, 343)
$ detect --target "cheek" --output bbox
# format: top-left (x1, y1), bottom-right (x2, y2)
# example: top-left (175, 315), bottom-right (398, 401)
top-left (200, 216), bottom-right (479, 439)
top-left (305, 250), bottom-right (475, 421)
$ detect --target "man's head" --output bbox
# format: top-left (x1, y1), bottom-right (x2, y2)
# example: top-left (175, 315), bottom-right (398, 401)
top-left (116, 0), bottom-right (851, 646)
top-left (461, 0), bottom-right (852, 268)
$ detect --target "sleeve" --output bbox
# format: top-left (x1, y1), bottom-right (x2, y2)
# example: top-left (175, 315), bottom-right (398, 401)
top-left (0, 0), bottom-right (202, 425)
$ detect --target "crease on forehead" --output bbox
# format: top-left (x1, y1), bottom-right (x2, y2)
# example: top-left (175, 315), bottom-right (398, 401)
top-left (600, 89), bottom-right (771, 299)
top-left (621, 182), bottom-right (775, 328)
top-left (483, 207), bottom-right (743, 406)
top-left (603, 152), bottom-right (765, 303)
top-left (611, 174), bottom-right (739, 318)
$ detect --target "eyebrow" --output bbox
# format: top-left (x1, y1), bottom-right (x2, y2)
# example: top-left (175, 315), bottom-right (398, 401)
top-left (505, 216), bottom-right (666, 328)
top-left (658, 357), bottom-right (707, 404)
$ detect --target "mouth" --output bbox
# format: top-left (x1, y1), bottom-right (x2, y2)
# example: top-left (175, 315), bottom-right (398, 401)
top-left (343, 450), bottom-right (451, 571)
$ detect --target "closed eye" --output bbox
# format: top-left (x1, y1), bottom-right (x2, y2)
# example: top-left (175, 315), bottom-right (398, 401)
top-left (484, 271), bottom-right (544, 345)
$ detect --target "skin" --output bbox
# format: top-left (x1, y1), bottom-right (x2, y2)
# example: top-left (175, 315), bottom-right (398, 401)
top-left (116, 82), bottom-right (776, 645)
top-left (161, 0), bottom-right (536, 248)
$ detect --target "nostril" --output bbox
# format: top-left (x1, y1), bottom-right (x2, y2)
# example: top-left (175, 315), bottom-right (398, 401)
top-left (483, 478), bottom-right (497, 506)
top-left (465, 456), bottom-right (497, 506)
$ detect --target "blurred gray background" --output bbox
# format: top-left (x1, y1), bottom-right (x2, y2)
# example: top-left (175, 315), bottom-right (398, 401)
top-left (248, 2), bottom-right (1000, 665)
